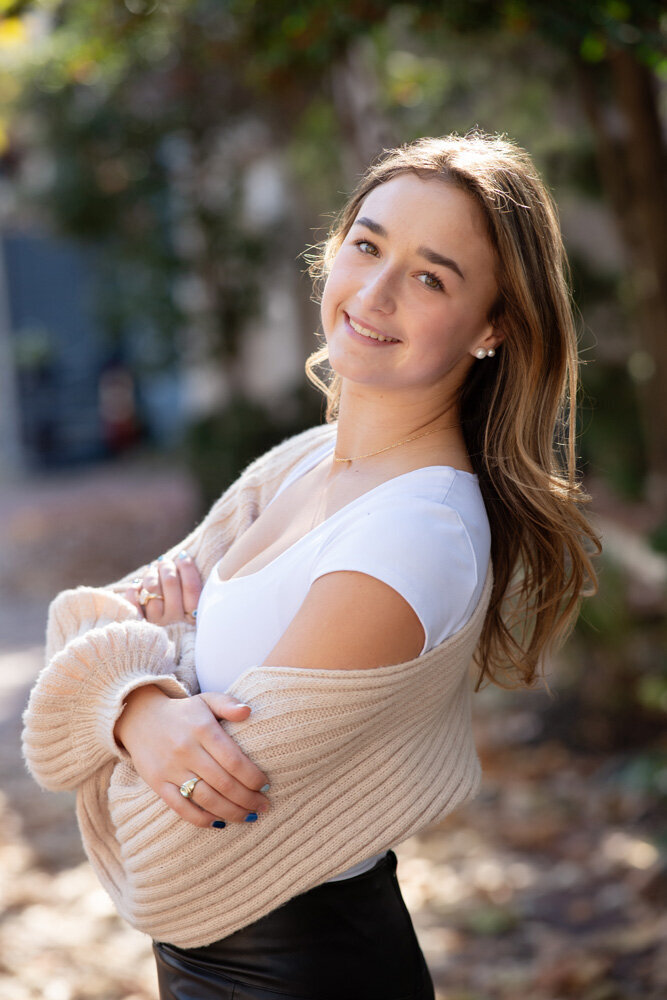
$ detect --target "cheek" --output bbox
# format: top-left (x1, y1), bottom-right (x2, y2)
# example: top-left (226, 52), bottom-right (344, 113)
top-left (320, 268), bottom-right (347, 335)
top-left (320, 279), bottom-right (334, 337)
top-left (409, 308), bottom-right (482, 370)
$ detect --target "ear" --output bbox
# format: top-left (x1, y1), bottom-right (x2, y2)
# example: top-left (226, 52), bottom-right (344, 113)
top-left (469, 322), bottom-right (505, 360)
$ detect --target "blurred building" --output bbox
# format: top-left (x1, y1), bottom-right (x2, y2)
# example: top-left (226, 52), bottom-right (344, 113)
top-left (0, 229), bottom-right (178, 473)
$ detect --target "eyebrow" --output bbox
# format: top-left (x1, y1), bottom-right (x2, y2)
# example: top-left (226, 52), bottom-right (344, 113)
top-left (353, 216), bottom-right (465, 281)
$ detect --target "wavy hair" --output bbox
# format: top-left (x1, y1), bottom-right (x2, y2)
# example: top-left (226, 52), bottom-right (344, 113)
top-left (305, 132), bottom-right (600, 691)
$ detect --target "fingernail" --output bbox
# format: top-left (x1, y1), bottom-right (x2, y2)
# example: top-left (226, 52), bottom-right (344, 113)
top-left (132, 577), bottom-right (141, 585)
top-left (260, 783), bottom-right (270, 794)
top-left (211, 820), bottom-right (226, 829)
top-left (178, 550), bottom-right (189, 560)
top-left (244, 812), bottom-right (258, 823)
top-left (157, 555), bottom-right (164, 562)
top-left (192, 609), bottom-right (198, 619)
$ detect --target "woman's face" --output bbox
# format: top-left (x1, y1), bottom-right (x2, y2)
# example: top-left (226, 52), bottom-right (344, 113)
top-left (320, 173), bottom-right (501, 396)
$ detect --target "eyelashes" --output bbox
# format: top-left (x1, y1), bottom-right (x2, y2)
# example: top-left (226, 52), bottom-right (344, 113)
top-left (417, 272), bottom-right (444, 292)
top-left (351, 239), bottom-right (445, 292)
top-left (353, 238), bottom-right (379, 256)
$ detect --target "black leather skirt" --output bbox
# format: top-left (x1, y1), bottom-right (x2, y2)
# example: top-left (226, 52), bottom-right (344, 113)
top-left (153, 851), bottom-right (434, 1000)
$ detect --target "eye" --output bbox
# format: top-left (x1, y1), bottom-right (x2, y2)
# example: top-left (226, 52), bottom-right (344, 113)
top-left (417, 271), bottom-right (444, 292)
top-left (353, 239), bottom-right (379, 256)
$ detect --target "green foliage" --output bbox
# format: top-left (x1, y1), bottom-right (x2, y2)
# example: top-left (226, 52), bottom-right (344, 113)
top-left (602, 749), bottom-right (667, 797)
top-left (649, 519), bottom-right (667, 555)
top-left (228, 0), bottom-right (390, 82)
top-left (183, 385), bottom-right (323, 510)
top-left (462, 903), bottom-right (520, 936)
top-left (2, 0), bottom-right (662, 510)
top-left (560, 556), bottom-right (667, 750)
top-left (287, 98), bottom-right (346, 219)
top-left (408, 0), bottom-right (666, 70)
top-left (578, 363), bottom-right (648, 499)
top-left (3, 0), bottom-right (271, 365)
top-left (636, 676), bottom-right (667, 716)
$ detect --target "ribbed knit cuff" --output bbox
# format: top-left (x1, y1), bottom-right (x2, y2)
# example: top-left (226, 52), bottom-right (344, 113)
top-left (23, 620), bottom-right (189, 791)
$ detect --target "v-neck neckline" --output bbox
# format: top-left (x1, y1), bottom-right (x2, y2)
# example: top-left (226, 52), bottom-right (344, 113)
top-left (215, 437), bottom-right (476, 585)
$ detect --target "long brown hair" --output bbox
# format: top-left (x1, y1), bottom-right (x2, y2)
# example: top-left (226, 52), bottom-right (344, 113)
top-left (306, 132), bottom-right (600, 691)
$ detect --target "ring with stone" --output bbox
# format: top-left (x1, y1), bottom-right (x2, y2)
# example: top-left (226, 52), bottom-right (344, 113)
top-left (179, 776), bottom-right (202, 800)
top-left (138, 587), bottom-right (163, 607)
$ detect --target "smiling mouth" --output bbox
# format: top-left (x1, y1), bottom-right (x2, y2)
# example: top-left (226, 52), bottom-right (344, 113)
top-left (347, 315), bottom-right (400, 343)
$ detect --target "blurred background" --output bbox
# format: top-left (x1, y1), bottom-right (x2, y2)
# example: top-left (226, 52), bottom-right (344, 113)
top-left (0, 2), bottom-right (665, 998)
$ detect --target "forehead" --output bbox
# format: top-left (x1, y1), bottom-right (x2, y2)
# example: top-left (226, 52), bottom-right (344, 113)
top-left (356, 173), bottom-right (491, 251)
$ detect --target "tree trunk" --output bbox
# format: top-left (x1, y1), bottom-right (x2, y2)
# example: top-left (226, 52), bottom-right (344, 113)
top-left (329, 37), bottom-right (398, 180)
top-left (576, 54), bottom-right (667, 509)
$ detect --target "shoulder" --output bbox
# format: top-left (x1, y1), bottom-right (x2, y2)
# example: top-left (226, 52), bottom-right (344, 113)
top-left (263, 568), bottom-right (427, 669)
top-left (310, 471), bottom-right (491, 651)
top-left (316, 470), bottom-right (490, 581)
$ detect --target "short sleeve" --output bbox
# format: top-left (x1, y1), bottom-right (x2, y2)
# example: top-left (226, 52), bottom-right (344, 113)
top-left (310, 492), bottom-right (490, 655)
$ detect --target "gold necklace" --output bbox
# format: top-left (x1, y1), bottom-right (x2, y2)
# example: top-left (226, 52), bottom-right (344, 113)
top-left (333, 423), bottom-right (456, 464)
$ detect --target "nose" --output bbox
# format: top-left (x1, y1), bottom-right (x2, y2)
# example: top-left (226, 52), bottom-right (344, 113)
top-left (358, 265), bottom-right (396, 314)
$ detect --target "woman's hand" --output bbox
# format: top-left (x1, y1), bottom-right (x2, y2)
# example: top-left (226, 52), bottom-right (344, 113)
top-left (125, 551), bottom-right (202, 626)
top-left (114, 685), bottom-right (271, 827)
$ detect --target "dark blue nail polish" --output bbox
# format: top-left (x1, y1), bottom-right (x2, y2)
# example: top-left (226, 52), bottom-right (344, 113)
top-left (211, 820), bottom-right (226, 829)
top-left (157, 555), bottom-right (164, 562)
top-left (260, 783), bottom-right (270, 794)
top-left (192, 609), bottom-right (197, 619)
top-left (245, 812), bottom-right (258, 823)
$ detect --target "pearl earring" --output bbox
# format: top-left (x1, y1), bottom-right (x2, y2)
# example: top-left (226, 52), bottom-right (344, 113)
top-left (474, 348), bottom-right (488, 359)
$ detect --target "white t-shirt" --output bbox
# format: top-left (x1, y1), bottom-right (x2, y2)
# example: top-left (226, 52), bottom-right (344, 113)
top-left (195, 436), bottom-right (491, 880)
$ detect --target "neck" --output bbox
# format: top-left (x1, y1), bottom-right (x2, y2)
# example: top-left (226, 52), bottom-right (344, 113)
top-left (332, 381), bottom-right (465, 468)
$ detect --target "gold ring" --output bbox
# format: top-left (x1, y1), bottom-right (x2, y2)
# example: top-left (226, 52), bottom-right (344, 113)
top-left (138, 587), bottom-right (163, 607)
top-left (179, 776), bottom-right (202, 800)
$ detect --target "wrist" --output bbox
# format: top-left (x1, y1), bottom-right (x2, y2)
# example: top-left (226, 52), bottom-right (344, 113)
top-left (114, 683), bottom-right (167, 751)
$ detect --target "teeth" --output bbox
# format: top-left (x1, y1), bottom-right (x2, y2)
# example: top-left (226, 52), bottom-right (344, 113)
top-left (349, 317), bottom-right (398, 343)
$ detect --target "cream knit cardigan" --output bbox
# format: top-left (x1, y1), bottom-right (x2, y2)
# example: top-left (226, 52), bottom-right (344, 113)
top-left (22, 422), bottom-right (491, 948)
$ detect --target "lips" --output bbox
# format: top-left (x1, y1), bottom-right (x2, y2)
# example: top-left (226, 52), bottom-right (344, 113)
top-left (345, 313), bottom-right (400, 344)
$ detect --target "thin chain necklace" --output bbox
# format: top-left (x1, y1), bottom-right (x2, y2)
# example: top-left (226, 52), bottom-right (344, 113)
top-left (333, 423), bottom-right (456, 465)
top-left (305, 420), bottom-right (459, 530)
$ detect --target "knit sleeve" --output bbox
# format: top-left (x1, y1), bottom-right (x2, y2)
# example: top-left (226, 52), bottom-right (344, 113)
top-left (22, 594), bottom-right (196, 792)
top-left (21, 460), bottom-right (252, 794)
top-left (22, 423), bottom-right (335, 794)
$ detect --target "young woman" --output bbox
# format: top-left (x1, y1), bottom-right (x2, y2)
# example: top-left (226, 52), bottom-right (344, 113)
top-left (23, 132), bottom-right (599, 1000)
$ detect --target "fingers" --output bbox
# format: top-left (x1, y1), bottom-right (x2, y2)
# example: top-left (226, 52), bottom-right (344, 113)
top-left (124, 582), bottom-right (142, 613)
top-left (175, 551), bottom-right (202, 619)
top-left (127, 551), bottom-right (202, 625)
top-left (118, 686), bottom-right (271, 829)
top-left (160, 780), bottom-right (220, 828)
top-left (182, 751), bottom-right (270, 822)
top-left (199, 693), bottom-right (270, 791)
top-left (185, 696), bottom-right (270, 817)
top-left (160, 775), bottom-right (265, 830)
top-left (157, 559), bottom-right (185, 621)
top-left (151, 693), bottom-right (269, 825)
top-left (141, 562), bottom-right (166, 624)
